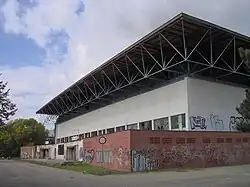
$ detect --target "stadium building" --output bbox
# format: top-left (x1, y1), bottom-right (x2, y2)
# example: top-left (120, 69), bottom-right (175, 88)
top-left (36, 13), bottom-right (250, 161)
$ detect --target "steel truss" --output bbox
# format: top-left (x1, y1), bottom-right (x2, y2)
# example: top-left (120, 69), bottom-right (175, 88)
top-left (36, 13), bottom-right (250, 124)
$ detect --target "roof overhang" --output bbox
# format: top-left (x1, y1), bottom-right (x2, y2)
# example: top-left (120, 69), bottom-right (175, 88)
top-left (36, 12), bottom-right (250, 123)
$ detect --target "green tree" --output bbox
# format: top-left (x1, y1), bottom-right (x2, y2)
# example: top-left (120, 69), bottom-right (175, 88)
top-left (0, 73), bottom-right (17, 125)
top-left (0, 118), bottom-right (49, 157)
top-left (236, 48), bottom-right (250, 132)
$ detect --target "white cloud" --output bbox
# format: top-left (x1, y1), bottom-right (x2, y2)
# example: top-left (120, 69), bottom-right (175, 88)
top-left (0, 0), bottom-right (250, 128)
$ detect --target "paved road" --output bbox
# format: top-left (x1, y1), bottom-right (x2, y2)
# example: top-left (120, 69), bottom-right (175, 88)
top-left (1, 160), bottom-right (250, 187)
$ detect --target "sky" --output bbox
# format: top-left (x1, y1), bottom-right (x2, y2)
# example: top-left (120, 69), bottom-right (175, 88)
top-left (0, 0), bottom-right (250, 129)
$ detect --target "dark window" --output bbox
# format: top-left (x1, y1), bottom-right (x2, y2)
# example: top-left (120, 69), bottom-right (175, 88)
top-left (65, 137), bottom-right (69, 143)
top-left (85, 132), bottom-right (91, 138)
top-left (98, 129), bottom-right (106, 135)
top-left (58, 144), bottom-right (64, 155)
top-left (139, 120), bottom-right (152, 130)
top-left (127, 123), bottom-right (137, 130)
top-left (171, 114), bottom-right (186, 129)
top-left (107, 128), bottom-right (115, 134)
top-left (61, 138), bottom-right (65, 143)
top-left (154, 117), bottom-right (169, 130)
top-left (116, 126), bottom-right (125, 132)
top-left (91, 131), bottom-right (97, 137)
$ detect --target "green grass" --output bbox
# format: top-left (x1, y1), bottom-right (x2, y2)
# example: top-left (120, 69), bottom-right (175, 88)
top-left (53, 162), bottom-right (124, 176)
top-left (17, 159), bottom-right (125, 176)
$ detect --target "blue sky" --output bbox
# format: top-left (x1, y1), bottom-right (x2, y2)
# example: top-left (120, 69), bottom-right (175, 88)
top-left (0, 0), bottom-right (250, 128)
top-left (0, 28), bottom-right (45, 68)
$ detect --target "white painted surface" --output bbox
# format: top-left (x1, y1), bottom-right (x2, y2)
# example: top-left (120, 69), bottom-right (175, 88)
top-left (187, 78), bottom-right (246, 131)
top-left (56, 140), bottom-right (83, 160)
top-left (56, 78), bottom-right (188, 139)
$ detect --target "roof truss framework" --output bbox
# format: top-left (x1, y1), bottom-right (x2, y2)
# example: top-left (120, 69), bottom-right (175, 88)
top-left (36, 13), bottom-right (250, 124)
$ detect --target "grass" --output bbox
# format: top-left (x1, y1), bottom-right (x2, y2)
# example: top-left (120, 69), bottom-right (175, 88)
top-left (17, 159), bottom-right (125, 176)
top-left (53, 162), bottom-right (125, 176)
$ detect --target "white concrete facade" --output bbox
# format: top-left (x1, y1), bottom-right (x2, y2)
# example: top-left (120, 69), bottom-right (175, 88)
top-left (56, 140), bottom-right (83, 160)
top-left (56, 77), bottom-right (189, 139)
top-left (187, 78), bottom-right (246, 131)
top-left (55, 77), bottom-right (247, 141)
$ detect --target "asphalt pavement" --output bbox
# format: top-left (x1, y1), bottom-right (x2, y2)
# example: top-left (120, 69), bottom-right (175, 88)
top-left (1, 160), bottom-right (250, 187)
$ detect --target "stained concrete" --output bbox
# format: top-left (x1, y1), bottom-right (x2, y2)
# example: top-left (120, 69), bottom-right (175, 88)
top-left (1, 160), bottom-right (250, 187)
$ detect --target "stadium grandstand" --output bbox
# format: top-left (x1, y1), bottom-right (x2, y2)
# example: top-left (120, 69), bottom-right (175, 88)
top-left (36, 12), bottom-right (250, 160)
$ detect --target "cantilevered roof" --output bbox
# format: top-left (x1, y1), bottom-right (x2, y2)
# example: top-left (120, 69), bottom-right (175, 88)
top-left (36, 12), bottom-right (250, 123)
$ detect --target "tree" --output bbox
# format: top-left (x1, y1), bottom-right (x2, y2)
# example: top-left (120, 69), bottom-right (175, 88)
top-left (0, 118), bottom-right (49, 157)
top-left (0, 74), bottom-right (17, 125)
top-left (236, 48), bottom-right (250, 132)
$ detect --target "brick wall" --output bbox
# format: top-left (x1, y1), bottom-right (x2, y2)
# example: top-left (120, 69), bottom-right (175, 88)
top-left (82, 131), bottom-right (131, 171)
top-left (130, 131), bottom-right (250, 171)
top-left (82, 130), bottom-right (250, 172)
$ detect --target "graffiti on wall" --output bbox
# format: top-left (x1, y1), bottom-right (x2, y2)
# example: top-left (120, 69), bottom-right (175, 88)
top-left (131, 143), bottom-right (250, 172)
top-left (114, 147), bottom-right (130, 169)
top-left (21, 152), bottom-right (32, 159)
top-left (210, 114), bottom-right (224, 131)
top-left (190, 116), bottom-right (207, 130)
top-left (96, 150), bottom-right (113, 164)
top-left (81, 149), bottom-right (94, 163)
top-left (190, 114), bottom-right (242, 131)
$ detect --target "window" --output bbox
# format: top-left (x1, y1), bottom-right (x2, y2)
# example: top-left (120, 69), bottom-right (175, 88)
top-left (116, 126), bottom-right (125, 132)
top-left (91, 131), bottom-right (97, 137)
top-left (58, 144), bottom-right (64, 155)
top-left (85, 132), bottom-right (91, 138)
top-left (154, 117), bottom-right (169, 130)
top-left (56, 139), bottom-right (60, 144)
top-left (60, 138), bottom-right (65, 143)
top-left (65, 137), bottom-right (69, 143)
top-left (107, 128), bottom-right (115, 134)
top-left (171, 114), bottom-right (186, 129)
top-left (127, 123), bottom-right (137, 130)
top-left (139, 120), bottom-right (152, 130)
top-left (98, 129), bottom-right (106, 135)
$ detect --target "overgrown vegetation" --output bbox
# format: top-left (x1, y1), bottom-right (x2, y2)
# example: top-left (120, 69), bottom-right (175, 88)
top-left (0, 73), bottom-right (49, 157)
top-left (19, 160), bottom-right (124, 176)
top-left (236, 48), bottom-right (250, 132)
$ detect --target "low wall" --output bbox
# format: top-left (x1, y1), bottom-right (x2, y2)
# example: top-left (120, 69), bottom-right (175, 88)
top-left (82, 131), bottom-right (131, 171)
top-left (130, 131), bottom-right (250, 172)
top-left (20, 146), bottom-right (36, 159)
top-left (82, 130), bottom-right (250, 172)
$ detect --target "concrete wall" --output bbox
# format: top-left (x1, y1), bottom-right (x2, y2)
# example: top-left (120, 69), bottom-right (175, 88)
top-left (56, 140), bottom-right (83, 160)
top-left (20, 146), bottom-right (36, 159)
top-left (56, 78), bottom-right (188, 139)
top-left (82, 130), bottom-right (250, 172)
top-left (187, 78), bottom-right (246, 131)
